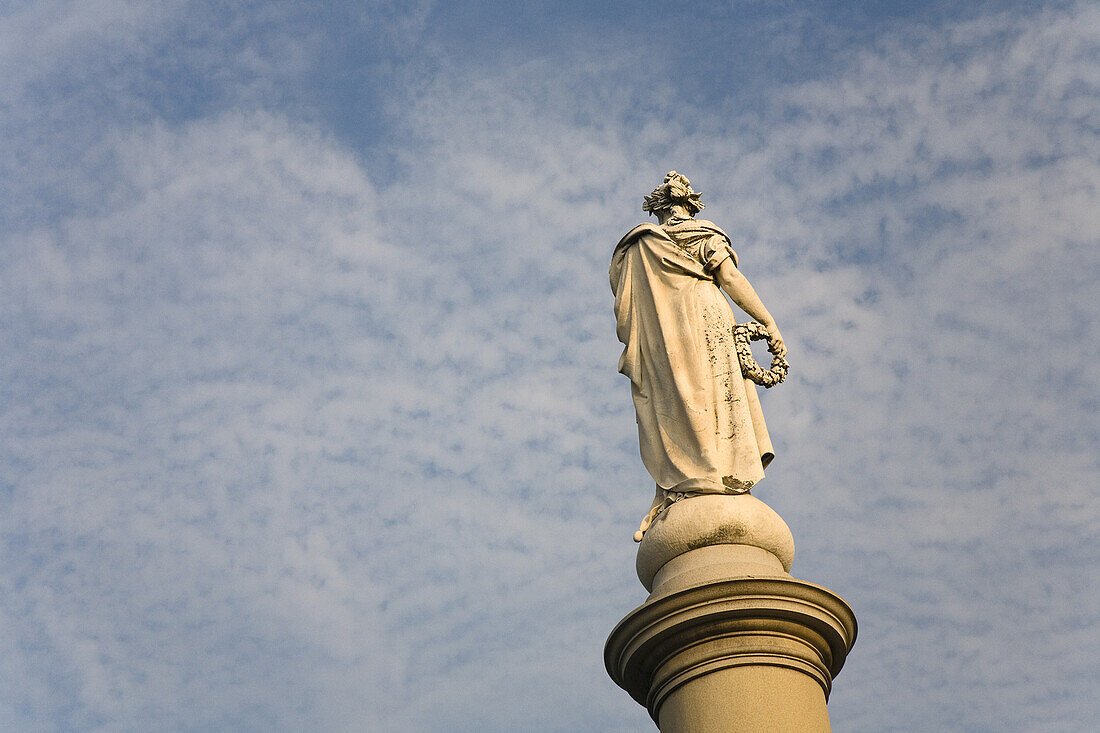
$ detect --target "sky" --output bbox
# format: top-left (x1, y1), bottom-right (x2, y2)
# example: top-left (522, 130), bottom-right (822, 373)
top-left (1, 1), bottom-right (1097, 731)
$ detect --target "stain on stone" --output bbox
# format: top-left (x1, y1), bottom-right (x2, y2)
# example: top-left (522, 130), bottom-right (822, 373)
top-left (722, 476), bottom-right (754, 492)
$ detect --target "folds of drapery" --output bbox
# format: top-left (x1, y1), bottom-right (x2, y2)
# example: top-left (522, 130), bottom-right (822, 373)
top-left (611, 219), bottom-right (773, 535)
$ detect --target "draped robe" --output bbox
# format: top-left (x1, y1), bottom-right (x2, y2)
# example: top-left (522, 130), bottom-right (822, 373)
top-left (611, 217), bottom-right (773, 500)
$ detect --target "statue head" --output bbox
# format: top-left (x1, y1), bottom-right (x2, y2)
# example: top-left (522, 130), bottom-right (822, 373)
top-left (642, 171), bottom-right (704, 217)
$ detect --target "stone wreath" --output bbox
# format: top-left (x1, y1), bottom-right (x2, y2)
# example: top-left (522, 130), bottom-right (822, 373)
top-left (733, 321), bottom-right (789, 387)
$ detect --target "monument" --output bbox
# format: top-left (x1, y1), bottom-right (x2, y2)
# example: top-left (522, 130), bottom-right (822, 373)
top-left (605, 173), bottom-right (856, 732)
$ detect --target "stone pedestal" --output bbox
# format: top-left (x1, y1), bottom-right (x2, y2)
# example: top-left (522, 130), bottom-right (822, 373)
top-left (605, 495), bottom-right (856, 732)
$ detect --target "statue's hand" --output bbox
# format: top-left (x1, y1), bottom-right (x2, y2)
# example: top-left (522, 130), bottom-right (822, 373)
top-left (766, 323), bottom-right (786, 358)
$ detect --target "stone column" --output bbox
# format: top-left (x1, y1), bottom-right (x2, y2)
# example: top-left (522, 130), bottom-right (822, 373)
top-left (604, 495), bottom-right (856, 733)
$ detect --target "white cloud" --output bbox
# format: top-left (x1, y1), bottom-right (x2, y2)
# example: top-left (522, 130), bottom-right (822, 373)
top-left (375, 4), bottom-right (1100, 729)
top-left (1, 2), bottom-right (1097, 731)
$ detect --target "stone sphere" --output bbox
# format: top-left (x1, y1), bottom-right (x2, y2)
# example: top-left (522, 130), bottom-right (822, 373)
top-left (636, 494), bottom-right (795, 590)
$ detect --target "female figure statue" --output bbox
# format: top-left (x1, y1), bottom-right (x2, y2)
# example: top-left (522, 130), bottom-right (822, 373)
top-left (611, 172), bottom-right (786, 539)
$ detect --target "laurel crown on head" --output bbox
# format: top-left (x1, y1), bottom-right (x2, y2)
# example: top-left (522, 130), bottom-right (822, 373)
top-left (642, 171), bottom-right (704, 215)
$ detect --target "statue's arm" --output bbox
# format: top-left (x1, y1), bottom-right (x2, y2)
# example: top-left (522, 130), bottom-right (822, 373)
top-left (713, 258), bottom-right (787, 357)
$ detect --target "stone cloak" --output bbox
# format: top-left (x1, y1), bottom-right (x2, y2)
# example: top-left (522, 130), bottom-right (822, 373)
top-left (611, 218), bottom-right (773, 496)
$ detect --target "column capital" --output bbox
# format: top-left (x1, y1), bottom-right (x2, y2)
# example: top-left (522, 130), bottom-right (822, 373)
top-left (605, 576), bottom-right (857, 727)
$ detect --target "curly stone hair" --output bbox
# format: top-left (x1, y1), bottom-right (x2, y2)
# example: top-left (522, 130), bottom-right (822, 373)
top-left (642, 171), bottom-right (704, 216)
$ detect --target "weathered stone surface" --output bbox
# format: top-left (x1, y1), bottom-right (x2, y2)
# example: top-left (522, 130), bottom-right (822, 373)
top-left (636, 494), bottom-right (795, 592)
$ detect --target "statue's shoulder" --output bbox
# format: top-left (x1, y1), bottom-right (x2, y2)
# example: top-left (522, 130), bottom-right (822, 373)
top-left (615, 223), bottom-right (669, 251)
top-left (690, 218), bottom-right (731, 240)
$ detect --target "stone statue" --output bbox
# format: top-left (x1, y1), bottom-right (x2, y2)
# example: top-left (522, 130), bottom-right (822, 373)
top-left (611, 172), bottom-right (788, 541)
top-left (605, 174), bottom-right (855, 728)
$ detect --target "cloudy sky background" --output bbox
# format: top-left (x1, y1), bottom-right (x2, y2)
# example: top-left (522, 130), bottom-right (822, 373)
top-left (2, 1), bottom-right (1097, 730)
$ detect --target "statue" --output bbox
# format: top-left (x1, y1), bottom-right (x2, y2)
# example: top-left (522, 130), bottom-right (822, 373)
top-left (611, 172), bottom-right (789, 541)
top-left (606, 175), bottom-right (855, 728)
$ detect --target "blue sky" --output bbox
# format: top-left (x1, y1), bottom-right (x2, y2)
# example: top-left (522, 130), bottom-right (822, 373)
top-left (1, 1), bottom-right (1097, 731)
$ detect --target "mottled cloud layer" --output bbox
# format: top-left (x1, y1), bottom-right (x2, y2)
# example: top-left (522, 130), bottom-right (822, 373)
top-left (2, 2), bottom-right (1097, 731)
